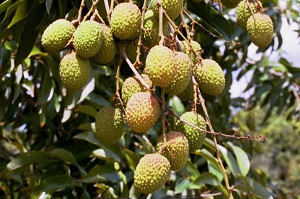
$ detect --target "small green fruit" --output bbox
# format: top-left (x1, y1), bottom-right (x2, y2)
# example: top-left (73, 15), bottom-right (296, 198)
top-left (41, 19), bottom-right (75, 54)
top-left (236, 0), bottom-right (257, 30)
top-left (149, 0), bottom-right (184, 20)
top-left (180, 40), bottom-right (202, 65)
top-left (73, 20), bottom-right (103, 58)
top-left (59, 52), bottom-right (90, 91)
top-left (177, 78), bottom-right (194, 101)
top-left (156, 131), bottom-right (189, 170)
top-left (134, 153), bottom-right (170, 194)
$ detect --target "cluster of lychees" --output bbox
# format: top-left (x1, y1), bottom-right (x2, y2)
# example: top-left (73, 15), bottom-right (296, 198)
top-left (40, 0), bottom-right (274, 194)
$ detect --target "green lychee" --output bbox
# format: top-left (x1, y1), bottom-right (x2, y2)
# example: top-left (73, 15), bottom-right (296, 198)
top-left (144, 45), bottom-right (175, 88)
top-left (110, 2), bottom-right (141, 40)
top-left (41, 19), bottom-right (75, 54)
top-left (180, 40), bottom-right (202, 65)
top-left (194, 59), bottom-right (225, 96)
top-left (236, 0), bottom-right (257, 30)
top-left (73, 20), bottom-right (103, 58)
top-left (59, 52), bottom-right (90, 91)
top-left (175, 111), bottom-right (207, 152)
top-left (156, 131), bottom-right (189, 170)
top-left (149, 0), bottom-right (184, 20)
top-left (125, 92), bottom-right (160, 133)
top-left (177, 78), bottom-right (194, 101)
top-left (247, 13), bottom-right (274, 48)
top-left (134, 153), bottom-right (170, 194)
top-left (165, 52), bottom-right (192, 95)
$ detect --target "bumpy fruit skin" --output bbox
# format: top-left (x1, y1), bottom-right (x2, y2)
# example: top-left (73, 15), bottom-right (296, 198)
top-left (134, 153), bottom-right (170, 194)
top-left (95, 107), bottom-right (125, 145)
top-left (165, 52), bottom-right (192, 95)
top-left (59, 52), bottom-right (90, 91)
top-left (41, 19), bottom-right (75, 54)
top-left (92, 25), bottom-right (117, 64)
top-left (121, 74), bottom-right (152, 105)
top-left (236, 0), bottom-right (257, 30)
top-left (125, 92), bottom-right (160, 133)
top-left (177, 78), bottom-right (194, 101)
top-left (73, 20), bottom-right (103, 58)
top-left (175, 111), bottom-right (206, 152)
top-left (156, 131), bottom-right (189, 171)
top-left (194, 59), bottom-right (225, 96)
top-left (144, 45), bottom-right (175, 88)
top-left (181, 40), bottom-right (202, 65)
top-left (110, 3), bottom-right (141, 40)
top-left (123, 39), bottom-right (138, 63)
top-left (143, 10), bottom-right (168, 48)
top-left (149, 0), bottom-right (184, 20)
top-left (247, 13), bottom-right (274, 48)
top-left (222, 0), bottom-right (241, 8)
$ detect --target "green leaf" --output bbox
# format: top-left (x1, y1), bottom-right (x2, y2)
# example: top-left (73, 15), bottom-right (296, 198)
top-left (175, 177), bottom-right (191, 194)
top-left (37, 72), bottom-right (54, 105)
top-left (87, 93), bottom-right (111, 107)
top-left (191, 172), bottom-right (221, 187)
top-left (218, 144), bottom-right (241, 176)
top-left (123, 149), bottom-right (140, 171)
top-left (183, 160), bottom-right (201, 181)
top-left (194, 149), bottom-right (222, 173)
top-left (51, 148), bottom-right (78, 166)
top-left (168, 96), bottom-right (185, 115)
top-left (7, 0), bottom-right (27, 28)
top-left (82, 164), bottom-right (120, 183)
top-left (187, 1), bottom-right (232, 41)
top-left (75, 105), bottom-right (98, 118)
top-left (0, 0), bottom-right (12, 14)
top-left (93, 148), bottom-right (121, 163)
top-left (226, 142), bottom-right (250, 176)
top-left (33, 175), bottom-right (79, 193)
top-left (45, 0), bottom-right (53, 14)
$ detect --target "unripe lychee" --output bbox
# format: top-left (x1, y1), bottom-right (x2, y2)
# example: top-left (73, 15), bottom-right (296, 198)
top-left (177, 78), bottom-right (194, 101)
top-left (175, 111), bottom-right (207, 152)
top-left (247, 13), bottom-right (274, 48)
top-left (73, 20), bottom-right (103, 58)
top-left (236, 0), bottom-right (257, 30)
top-left (134, 153), bottom-right (170, 194)
top-left (92, 25), bottom-right (117, 64)
top-left (41, 19), bottom-right (75, 54)
top-left (165, 52), bottom-right (192, 95)
top-left (180, 40), bottom-right (202, 65)
top-left (149, 0), bottom-right (184, 20)
top-left (110, 2), bottom-right (141, 40)
top-left (59, 52), bottom-right (90, 91)
top-left (144, 45), bottom-right (175, 88)
top-left (194, 59), bottom-right (225, 96)
top-left (121, 74), bottom-right (152, 105)
top-left (95, 107), bottom-right (125, 145)
top-left (156, 131), bottom-right (189, 170)
top-left (125, 92), bottom-right (160, 133)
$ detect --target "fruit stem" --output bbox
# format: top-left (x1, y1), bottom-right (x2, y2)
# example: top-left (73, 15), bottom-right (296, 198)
top-left (77, 0), bottom-right (86, 22)
top-left (161, 88), bottom-right (167, 142)
top-left (115, 55), bottom-right (125, 111)
top-left (82, 0), bottom-right (101, 22)
top-left (157, 0), bottom-right (165, 46)
top-left (103, 0), bottom-right (111, 24)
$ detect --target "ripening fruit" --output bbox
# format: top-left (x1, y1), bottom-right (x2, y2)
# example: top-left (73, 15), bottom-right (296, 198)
top-left (143, 10), bottom-right (169, 48)
top-left (92, 25), bottom-right (117, 64)
top-left (165, 52), bottom-right (192, 95)
top-left (121, 74), bottom-right (152, 105)
top-left (110, 2), bottom-right (141, 40)
top-left (175, 111), bottom-right (206, 152)
top-left (222, 0), bottom-right (241, 8)
top-left (59, 52), bottom-right (90, 91)
top-left (194, 59), bottom-right (225, 96)
top-left (41, 19), bottom-right (75, 54)
top-left (134, 153), bottom-right (170, 194)
top-left (144, 45), bottom-right (175, 88)
top-left (95, 107), bottom-right (125, 145)
top-left (149, 0), bottom-right (184, 20)
top-left (125, 92), bottom-right (160, 133)
top-left (247, 13), bottom-right (274, 48)
top-left (123, 39), bottom-right (138, 63)
top-left (156, 131), bottom-right (189, 171)
top-left (180, 40), bottom-right (202, 65)
top-left (73, 20), bottom-right (103, 58)
top-left (177, 78), bottom-right (194, 101)
top-left (236, 0), bottom-right (257, 30)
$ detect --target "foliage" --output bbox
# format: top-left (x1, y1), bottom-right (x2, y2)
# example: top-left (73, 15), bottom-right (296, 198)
top-left (0, 0), bottom-right (299, 198)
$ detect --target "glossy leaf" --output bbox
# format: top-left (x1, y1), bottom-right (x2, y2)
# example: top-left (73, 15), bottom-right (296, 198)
top-left (226, 142), bottom-right (250, 176)
top-left (75, 105), bottom-right (98, 118)
top-left (52, 148), bottom-right (78, 166)
top-left (33, 175), bottom-right (78, 193)
top-left (218, 144), bottom-right (241, 176)
top-left (82, 164), bottom-right (120, 183)
top-left (123, 149), bottom-right (140, 171)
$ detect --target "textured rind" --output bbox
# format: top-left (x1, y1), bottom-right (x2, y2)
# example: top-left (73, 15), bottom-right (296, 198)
top-left (123, 39), bottom-right (138, 63)
top-left (143, 10), bottom-right (168, 48)
top-left (95, 107), bottom-right (125, 145)
top-left (165, 52), bottom-right (192, 95)
top-left (236, 0), bottom-right (257, 30)
top-left (41, 19), bottom-right (75, 54)
top-left (181, 40), bottom-right (202, 65)
top-left (111, 3), bottom-right (141, 40)
top-left (73, 20), bottom-right (103, 58)
top-left (222, 0), bottom-right (241, 8)
top-left (59, 52), bottom-right (90, 91)
top-left (125, 92), bottom-right (160, 133)
top-left (177, 79), bottom-right (194, 101)
top-left (121, 74), bottom-right (152, 105)
top-left (144, 45), bottom-right (175, 88)
top-left (175, 111), bottom-right (206, 152)
top-left (150, 0), bottom-right (184, 20)
top-left (156, 131), bottom-right (189, 171)
top-left (195, 59), bottom-right (225, 96)
top-left (92, 25), bottom-right (117, 64)
top-left (134, 153), bottom-right (170, 194)
top-left (247, 13), bottom-right (274, 48)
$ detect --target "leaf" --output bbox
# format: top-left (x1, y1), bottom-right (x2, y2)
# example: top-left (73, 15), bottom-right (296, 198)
top-left (226, 142), bottom-right (250, 176)
top-left (0, 0), bottom-right (12, 15)
top-left (218, 144), bottom-right (241, 176)
top-left (187, 1), bottom-right (232, 41)
top-left (93, 148), bottom-right (120, 163)
top-left (82, 164), bottom-right (120, 183)
top-left (33, 175), bottom-right (79, 193)
top-left (175, 177), bottom-right (191, 194)
top-left (183, 160), bottom-right (201, 181)
top-left (123, 149), bottom-right (140, 171)
top-left (45, 0), bottom-right (53, 14)
top-left (75, 105), bottom-right (98, 118)
top-left (37, 72), bottom-right (54, 105)
top-left (7, 0), bottom-right (27, 28)
top-left (87, 93), bottom-right (111, 107)
top-left (51, 148), bottom-right (78, 166)
top-left (194, 149), bottom-right (222, 173)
